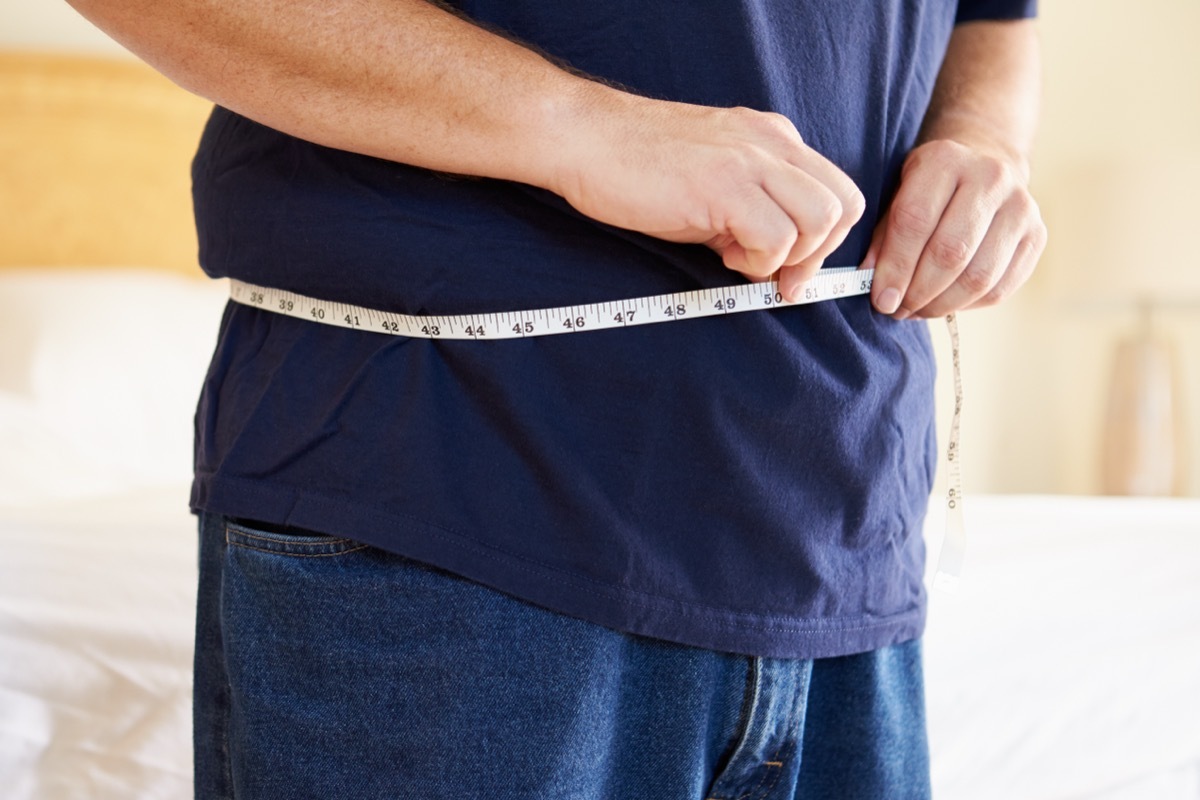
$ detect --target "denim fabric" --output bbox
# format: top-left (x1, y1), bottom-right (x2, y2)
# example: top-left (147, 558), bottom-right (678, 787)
top-left (194, 513), bottom-right (930, 799)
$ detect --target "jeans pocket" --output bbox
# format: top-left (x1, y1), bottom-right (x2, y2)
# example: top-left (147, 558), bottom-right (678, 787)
top-left (224, 518), bottom-right (370, 558)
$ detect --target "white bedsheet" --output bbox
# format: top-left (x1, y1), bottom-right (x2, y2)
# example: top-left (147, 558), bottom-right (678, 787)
top-left (0, 487), bottom-right (197, 800)
top-left (0, 490), bottom-right (1198, 799)
top-left (924, 495), bottom-right (1200, 799)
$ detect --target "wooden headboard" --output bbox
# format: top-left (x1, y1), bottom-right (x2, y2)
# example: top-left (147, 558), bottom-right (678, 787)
top-left (0, 52), bottom-right (212, 275)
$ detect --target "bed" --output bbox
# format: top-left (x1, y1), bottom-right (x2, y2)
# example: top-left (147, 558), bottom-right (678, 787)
top-left (2, 52), bottom-right (1198, 800)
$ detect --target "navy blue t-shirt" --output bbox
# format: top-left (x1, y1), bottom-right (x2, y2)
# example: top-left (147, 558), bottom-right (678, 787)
top-left (191, 0), bottom-right (1036, 658)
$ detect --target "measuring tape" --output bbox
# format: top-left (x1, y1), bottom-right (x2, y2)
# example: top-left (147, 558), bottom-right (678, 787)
top-left (229, 267), bottom-right (966, 589)
top-left (230, 267), bottom-right (875, 340)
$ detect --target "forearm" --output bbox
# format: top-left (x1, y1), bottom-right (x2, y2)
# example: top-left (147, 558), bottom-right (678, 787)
top-left (67, 0), bottom-right (866, 294)
top-left (65, 0), bottom-right (597, 190)
top-left (917, 19), bottom-right (1041, 177)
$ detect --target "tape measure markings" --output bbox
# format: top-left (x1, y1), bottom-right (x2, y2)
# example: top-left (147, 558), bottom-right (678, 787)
top-left (933, 312), bottom-right (966, 593)
top-left (229, 267), bottom-right (874, 341)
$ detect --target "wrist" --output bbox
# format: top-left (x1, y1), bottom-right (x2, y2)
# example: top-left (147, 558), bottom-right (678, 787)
top-left (529, 77), bottom-right (643, 199)
top-left (916, 110), bottom-right (1032, 184)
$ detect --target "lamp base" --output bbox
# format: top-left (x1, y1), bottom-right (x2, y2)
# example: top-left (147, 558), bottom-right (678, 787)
top-left (1100, 335), bottom-right (1186, 496)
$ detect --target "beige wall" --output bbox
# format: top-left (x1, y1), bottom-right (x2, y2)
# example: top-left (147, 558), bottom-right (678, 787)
top-left (931, 0), bottom-right (1200, 498)
top-left (8, 1), bottom-right (1200, 497)
top-left (0, 0), bottom-right (131, 55)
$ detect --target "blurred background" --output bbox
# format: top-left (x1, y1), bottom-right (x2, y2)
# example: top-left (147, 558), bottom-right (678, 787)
top-left (957, 1), bottom-right (1200, 500)
top-left (3, 5), bottom-right (1199, 800)
top-left (2, 0), bottom-right (1199, 500)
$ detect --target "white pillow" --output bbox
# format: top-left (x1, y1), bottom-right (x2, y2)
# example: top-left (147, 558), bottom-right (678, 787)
top-left (0, 268), bottom-right (229, 505)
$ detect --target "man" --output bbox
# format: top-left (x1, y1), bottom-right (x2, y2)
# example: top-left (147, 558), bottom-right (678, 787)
top-left (69, 0), bottom-right (1044, 797)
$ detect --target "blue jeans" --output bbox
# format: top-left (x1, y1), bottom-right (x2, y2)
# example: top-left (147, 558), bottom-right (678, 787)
top-left (194, 513), bottom-right (931, 799)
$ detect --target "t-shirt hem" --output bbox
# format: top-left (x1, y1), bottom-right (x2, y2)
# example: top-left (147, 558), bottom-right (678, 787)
top-left (190, 474), bottom-right (927, 660)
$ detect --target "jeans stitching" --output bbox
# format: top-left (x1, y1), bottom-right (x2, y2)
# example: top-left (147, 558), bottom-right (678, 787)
top-left (224, 525), bottom-right (369, 557)
top-left (725, 730), bottom-right (793, 800)
top-left (748, 733), bottom-right (796, 800)
top-left (210, 517), bottom-right (236, 800)
top-left (225, 539), bottom-right (371, 558)
top-left (708, 660), bottom-right (801, 800)
top-left (229, 528), bottom-right (356, 546)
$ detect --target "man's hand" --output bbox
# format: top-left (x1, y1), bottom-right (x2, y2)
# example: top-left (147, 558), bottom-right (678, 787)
top-left (865, 136), bottom-right (1046, 319)
top-left (867, 19), bottom-right (1046, 319)
top-left (65, 0), bottom-right (864, 302)
top-left (551, 95), bottom-right (865, 301)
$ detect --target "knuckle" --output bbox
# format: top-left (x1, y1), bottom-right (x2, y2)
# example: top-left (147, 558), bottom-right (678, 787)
top-left (932, 138), bottom-right (966, 157)
top-left (977, 287), bottom-right (1005, 307)
top-left (910, 138), bottom-right (962, 169)
top-left (735, 108), bottom-right (799, 141)
top-left (1017, 223), bottom-right (1048, 265)
top-left (712, 146), bottom-right (755, 177)
top-left (1031, 219), bottom-right (1049, 252)
top-left (957, 266), bottom-right (992, 296)
top-left (747, 219), bottom-right (796, 259)
top-left (843, 186), bottom-right (867, 224)
top-left (761, 111), bottom-right (799, 137)
top-left (1007, 189), bottom-right (1038, 218)
top-left (1014, 233), bottom-right (1044, 271)
top-left (928, 233), bottom-right (973, 270)
top-left (813, 193), bottom-right (842, 231)
top-left (977, 158), bottom-right (1010, 192)
top-left (891, 201), bottom-right (936, 238)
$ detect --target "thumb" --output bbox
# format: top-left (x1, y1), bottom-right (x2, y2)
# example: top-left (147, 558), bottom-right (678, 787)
top-left (863, 213), bottom-right (902, 315)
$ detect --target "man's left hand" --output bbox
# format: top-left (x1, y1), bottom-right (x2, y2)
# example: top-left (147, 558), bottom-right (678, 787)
top-left (864, 136), bottom-right (1047, 320)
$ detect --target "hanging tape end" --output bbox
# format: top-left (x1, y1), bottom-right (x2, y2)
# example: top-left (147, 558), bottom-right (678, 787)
top-left (932, 570), bottom-right (961, 594)
top-left (932, 510), bottom-right (966, 595)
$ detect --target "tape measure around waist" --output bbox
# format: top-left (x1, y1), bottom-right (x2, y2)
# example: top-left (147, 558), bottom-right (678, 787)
top-left (227, 266), bottom-right (967, 590)
top-left (229, 267), bottom-right (874, 340)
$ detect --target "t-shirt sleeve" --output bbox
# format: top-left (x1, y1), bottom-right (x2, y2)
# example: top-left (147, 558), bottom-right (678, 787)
top-left (955, 0), bottom-right (1037, 23)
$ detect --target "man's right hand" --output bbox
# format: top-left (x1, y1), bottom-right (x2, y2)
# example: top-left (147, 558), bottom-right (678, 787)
top-left (66, 0), bottom-right (863, 299)
top-left (547, 91), bottom-right (865, 300)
